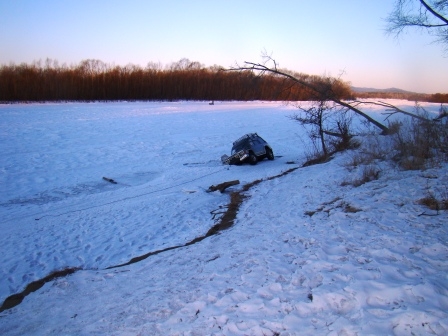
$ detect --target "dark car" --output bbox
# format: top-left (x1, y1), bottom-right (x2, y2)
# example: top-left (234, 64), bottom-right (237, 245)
top-left (221, 133), bottom-right (274, 165)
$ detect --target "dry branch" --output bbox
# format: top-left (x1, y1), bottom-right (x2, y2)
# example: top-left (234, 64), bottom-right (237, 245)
top-left (353, 100), bottom-right (429, 121)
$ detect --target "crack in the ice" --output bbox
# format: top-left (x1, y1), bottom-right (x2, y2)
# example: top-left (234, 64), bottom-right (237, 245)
top-left (0, 268), bottom-right (80, 313)
top-left (0, 166), bottom-right (299, 313)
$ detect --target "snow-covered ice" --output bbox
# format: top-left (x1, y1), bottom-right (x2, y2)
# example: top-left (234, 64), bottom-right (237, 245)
top-left (0, 101), bottom-right (447, 335)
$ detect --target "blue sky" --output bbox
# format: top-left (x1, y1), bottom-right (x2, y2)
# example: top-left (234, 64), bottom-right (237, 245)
top-left (0, 0), bottom-right (446, 93)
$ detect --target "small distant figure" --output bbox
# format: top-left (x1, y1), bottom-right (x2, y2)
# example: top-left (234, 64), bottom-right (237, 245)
top-left (209, 101), bottom-right (214, 105)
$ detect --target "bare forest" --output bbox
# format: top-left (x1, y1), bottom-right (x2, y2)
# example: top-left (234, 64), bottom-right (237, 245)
top-left (1, 58), bottom-right (446, 103)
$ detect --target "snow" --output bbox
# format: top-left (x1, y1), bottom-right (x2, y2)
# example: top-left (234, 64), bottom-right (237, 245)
top-left (0, 100), bottom-right (447, 335)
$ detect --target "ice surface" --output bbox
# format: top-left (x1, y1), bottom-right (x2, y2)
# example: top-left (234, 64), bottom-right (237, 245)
top-left (0, 100), bottom-right (447, 335)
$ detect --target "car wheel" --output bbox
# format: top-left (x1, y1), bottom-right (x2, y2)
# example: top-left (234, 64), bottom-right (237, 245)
top-left (249, 152), bottom-right (258, 165)
top-left (266, 148), bottom-right (274, 160)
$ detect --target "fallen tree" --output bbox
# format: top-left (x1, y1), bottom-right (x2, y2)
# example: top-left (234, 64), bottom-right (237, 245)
top-left (230, 56), bottom-right (448, 135)
top-left (230, 57), bottom-right (390, 134)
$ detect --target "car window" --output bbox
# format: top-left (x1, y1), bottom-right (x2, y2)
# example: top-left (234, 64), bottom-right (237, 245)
top-left (232, 139), bottom-right (249, 152)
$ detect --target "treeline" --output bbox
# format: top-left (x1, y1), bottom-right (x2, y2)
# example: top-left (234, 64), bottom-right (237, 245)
top-left (354, 91), bottom-right (448, 103)
top-left (0, 58), bottom-right (353, 102)
top-left (427, 93), bottom-right (448, 104)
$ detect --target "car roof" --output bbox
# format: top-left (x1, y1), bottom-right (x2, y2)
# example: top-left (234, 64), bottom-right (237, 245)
top-left (232, 133), bottom-right (260, 146)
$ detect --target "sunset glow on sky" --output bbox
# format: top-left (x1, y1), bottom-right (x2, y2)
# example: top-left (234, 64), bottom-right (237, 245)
top-left (1, 0), bottom-right (446, 93)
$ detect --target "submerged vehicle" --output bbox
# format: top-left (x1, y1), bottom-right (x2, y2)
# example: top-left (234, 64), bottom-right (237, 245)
top-left (221, 133), bottom-right (274, 165)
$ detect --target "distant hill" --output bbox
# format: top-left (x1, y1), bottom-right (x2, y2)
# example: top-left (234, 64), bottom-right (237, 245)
top-left (351, 86), bottom-right (416, 94)
top-left (350, 87), bottom-right (448, 103)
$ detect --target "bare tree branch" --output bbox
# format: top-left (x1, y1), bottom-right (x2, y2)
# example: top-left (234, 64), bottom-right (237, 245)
top-left (386, 0), bottom-right (448, 54)
top-left (420, 0), bottom-right (448, 25)
top-left (229, 60), bottom-right (390, 134)
top-left (353, 100), bottom-right (429, 121)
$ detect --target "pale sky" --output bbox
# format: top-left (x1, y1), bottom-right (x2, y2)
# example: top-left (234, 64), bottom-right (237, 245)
top-left (0, 0), bottom-right (446, 93)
